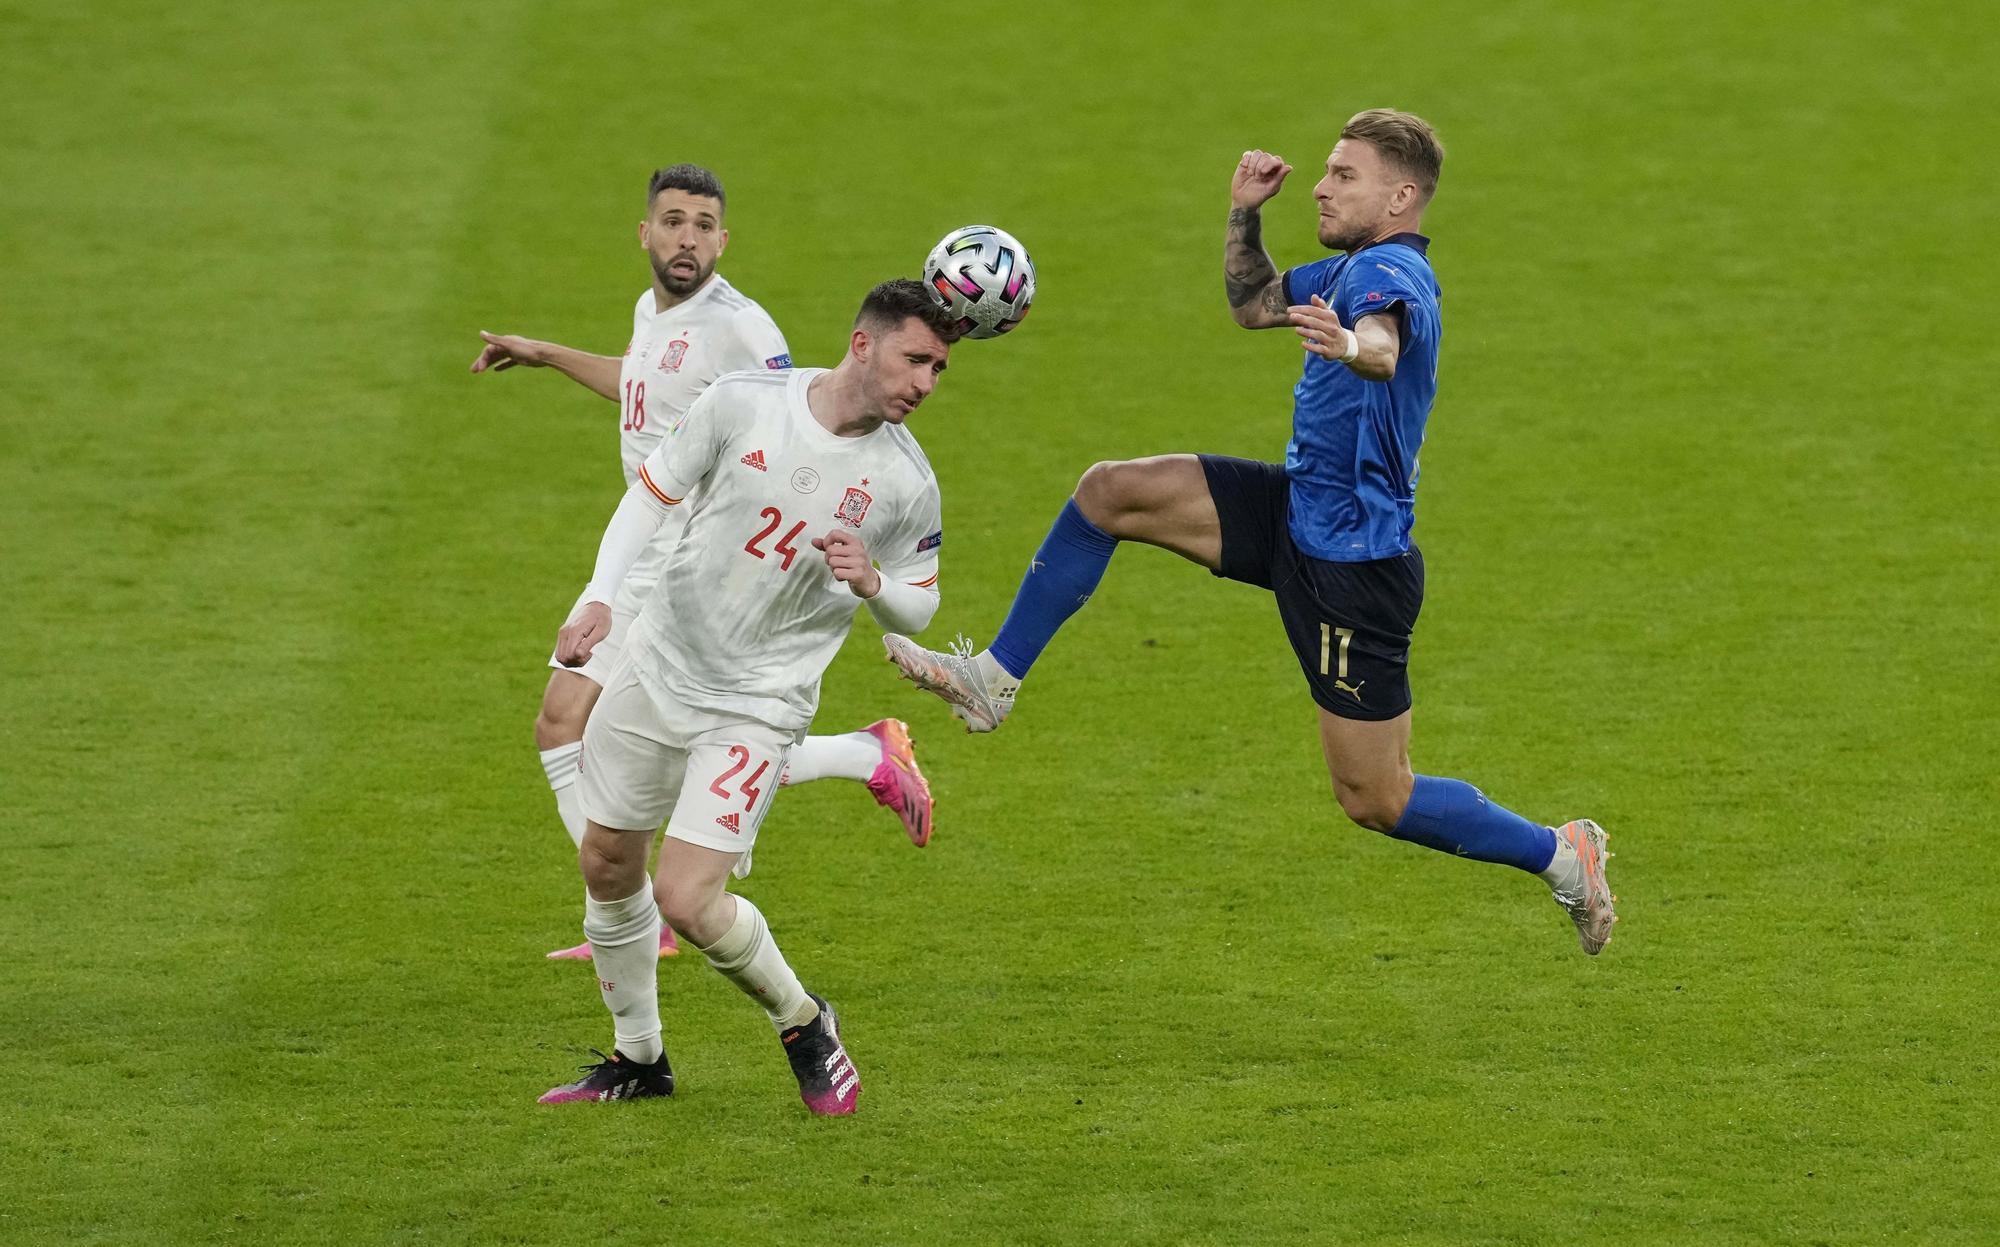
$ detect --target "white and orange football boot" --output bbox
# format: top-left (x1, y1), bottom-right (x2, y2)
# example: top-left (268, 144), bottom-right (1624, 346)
top-left (1549, 819), bottom-right (1617, 955)
top-left (881, 634), bottom-right (1014, 733)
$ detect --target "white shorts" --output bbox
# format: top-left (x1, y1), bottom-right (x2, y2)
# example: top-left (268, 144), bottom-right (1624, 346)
top-left (577, 657), bottom-right (794, 855)
top-left (547, 590), bottom-right (638, 687)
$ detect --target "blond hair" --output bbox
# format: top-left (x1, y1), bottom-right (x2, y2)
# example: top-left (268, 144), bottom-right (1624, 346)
top-left (1341, 109), bottom-right (1444, 201)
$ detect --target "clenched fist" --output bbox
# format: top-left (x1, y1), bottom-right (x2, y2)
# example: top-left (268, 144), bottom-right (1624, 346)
top-left (1231, 149), bottom-right (1292, 210)
top-left (812, 530), bottom-right (881, 599)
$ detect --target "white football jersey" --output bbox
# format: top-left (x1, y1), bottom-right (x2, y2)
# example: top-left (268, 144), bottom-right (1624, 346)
top-left (612, 275), bottom-right (790, 609)
top-left (628, 367), bottom-right (943, 732)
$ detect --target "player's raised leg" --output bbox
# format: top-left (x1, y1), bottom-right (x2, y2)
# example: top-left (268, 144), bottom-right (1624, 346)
top-left (884, 454), bottom-right (1219, 731)
top-left (779, 720), bottom-right (934, 846)
top-left (1318, 709), bottom-right (1616, 954)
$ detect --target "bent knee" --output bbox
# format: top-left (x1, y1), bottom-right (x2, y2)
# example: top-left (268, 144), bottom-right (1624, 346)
top-left (654, 881), bottom-right (720, 942)
top-left (1074, 459), bottom-right (1132, 515)
top-left (533, 693), bottom-right (592, 750)
top-left (655, 893), bottom-right (697, 936)
top-left (1333, 780), bottom-right (1409, 835)
top-left (533, 713), bottom-right (580, 751)
top-left (578, 835), bottom-right (645, 897)
top-left (1076, 458), bottom-right (1173, 538)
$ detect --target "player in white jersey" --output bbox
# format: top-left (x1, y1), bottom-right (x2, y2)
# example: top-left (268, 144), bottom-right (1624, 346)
top-left (470, 165), bottom-right (935, 962)
top-left (536, 280), bottom-right (958, 1115)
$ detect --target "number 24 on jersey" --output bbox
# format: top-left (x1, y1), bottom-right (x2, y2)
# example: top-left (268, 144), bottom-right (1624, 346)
top-left (744, 507), bottom-right (805, 570)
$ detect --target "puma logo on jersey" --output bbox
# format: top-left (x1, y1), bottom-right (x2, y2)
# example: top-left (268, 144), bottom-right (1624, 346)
top-left (716, 812), bottom-right (742, 834)
top-left (740, 450), bottom-right (768, 471)
top-left (1334, 679), bottom-right (1366, 703)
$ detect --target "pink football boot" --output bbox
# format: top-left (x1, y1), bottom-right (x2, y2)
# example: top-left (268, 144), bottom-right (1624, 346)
top-left (861, 718), bottom-right (935, 847)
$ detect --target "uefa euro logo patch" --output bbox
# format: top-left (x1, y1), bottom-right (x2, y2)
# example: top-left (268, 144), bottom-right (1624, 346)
top-left (917, 530), bottom-right (942, 553)
top-left (834, 486), bottom-right (872, 528)
top-left (765, 353), bottom-right (792, 370)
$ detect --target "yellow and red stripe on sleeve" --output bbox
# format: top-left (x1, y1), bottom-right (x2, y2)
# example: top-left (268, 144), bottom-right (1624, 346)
top-left (909, 573), bottom-right (939, 589)
top-left (638, 463), bottom-right (683, 506)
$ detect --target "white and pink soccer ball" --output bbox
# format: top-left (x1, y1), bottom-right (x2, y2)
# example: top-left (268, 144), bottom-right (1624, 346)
top-left (922, 224), bottom-right (1035, 339)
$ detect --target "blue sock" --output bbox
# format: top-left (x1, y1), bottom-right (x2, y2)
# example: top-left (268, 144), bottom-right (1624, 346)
top-left (1389, 775), bottom-right (1557, 873)
top-left (988, 499), bottom-right (1119, 679)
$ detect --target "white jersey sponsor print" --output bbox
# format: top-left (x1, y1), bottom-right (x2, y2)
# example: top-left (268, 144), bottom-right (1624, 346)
top-left (629, 368), bottom-right (942, 732)
top-left (613, 276), bottom-right (789, 609)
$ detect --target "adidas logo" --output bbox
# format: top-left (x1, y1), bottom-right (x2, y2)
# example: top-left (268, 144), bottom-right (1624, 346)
top-left (716, 812), bottom-right (742, 834)
top-left (740, 449), bottom-right (767, 471)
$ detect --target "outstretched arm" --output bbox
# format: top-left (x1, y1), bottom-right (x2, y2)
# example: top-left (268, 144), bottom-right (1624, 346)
top-left (1225, 150), bottom-right (1294, 329)
top-left (470, 331), bottom-right (621, 401)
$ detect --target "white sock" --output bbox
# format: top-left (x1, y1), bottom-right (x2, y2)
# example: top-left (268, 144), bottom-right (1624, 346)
top-left (694, 896), bottom-right (816, 1031)
top-left (540, 743), bottom-right (586, 848)
top-left (975, 649), bottom-right (1022, 697)
top-left (780, 732), bottom-right (877, 787)
top-left (1538, 828), bottom-right (1583, 895)
top-left (584, 883), bottom-right (663, 1063)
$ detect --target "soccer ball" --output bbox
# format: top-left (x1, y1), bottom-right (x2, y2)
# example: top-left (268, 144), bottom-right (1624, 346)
top-left (922, 225), bottom-right (1035, 339)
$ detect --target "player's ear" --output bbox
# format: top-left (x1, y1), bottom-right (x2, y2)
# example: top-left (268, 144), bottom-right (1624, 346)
top-left (637, 218), bottom-right (648, 246)
top-left (849, 327), bottom-right (871, 361)
top-left (716, 228), bottom-right (729, 257)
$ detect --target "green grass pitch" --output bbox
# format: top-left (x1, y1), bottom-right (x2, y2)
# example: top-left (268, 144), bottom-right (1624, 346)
top-left (3, 2), bottom-right (1995, 1242)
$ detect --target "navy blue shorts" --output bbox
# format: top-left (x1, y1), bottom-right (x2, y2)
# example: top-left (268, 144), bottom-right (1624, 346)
top-left (1199, 455), bottom-right (1424, 721)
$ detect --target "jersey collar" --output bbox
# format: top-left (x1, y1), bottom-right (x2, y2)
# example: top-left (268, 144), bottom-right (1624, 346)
top-left (1354, 232), bottom-right (1429, 256)
top-left (652, 272), bottom-right (729, 317)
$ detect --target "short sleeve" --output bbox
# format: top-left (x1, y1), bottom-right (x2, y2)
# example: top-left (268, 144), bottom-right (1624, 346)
top-left (876, 480), bottom-right (942, 590)
top-left (1335, 252), bottom-right (1430, 333)
top-left (1282, 256), bottom-right (1342, 307)
top-left (719, 306), bottom-right (792, 374)
top-left (645, 383), bottom-right (735, 500)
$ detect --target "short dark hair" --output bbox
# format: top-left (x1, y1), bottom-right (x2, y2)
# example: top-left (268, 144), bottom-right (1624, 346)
top-left (1341, 109), bottom-right (1445, 201)
top-left (646, 163), bottom-right (726, 214)
top-left (854, 278), bottom-right (962, 344)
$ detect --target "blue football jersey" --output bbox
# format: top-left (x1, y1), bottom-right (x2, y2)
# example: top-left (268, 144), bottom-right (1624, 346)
top-left (1280, 233), bottom-right (1441, 561)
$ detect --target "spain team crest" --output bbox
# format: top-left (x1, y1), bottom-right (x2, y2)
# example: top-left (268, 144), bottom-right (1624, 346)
top-left (658, 339), bottom-right (689, 373)
top-left (834, 486), bottom-right (873, 528)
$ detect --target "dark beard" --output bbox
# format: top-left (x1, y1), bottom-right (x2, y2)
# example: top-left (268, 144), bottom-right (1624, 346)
top-left (1318, 222), bottom-right (1372, 253)
top-left (652, 254), bottom-right (712, 296)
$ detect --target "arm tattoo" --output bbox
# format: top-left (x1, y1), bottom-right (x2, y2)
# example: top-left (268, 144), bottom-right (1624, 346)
top-left (1225, 207), bottom-right (1280, 311)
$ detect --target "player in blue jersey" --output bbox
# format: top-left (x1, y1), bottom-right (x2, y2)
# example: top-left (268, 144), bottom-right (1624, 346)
top-left (883, 109), bottom-right (1616, 954)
